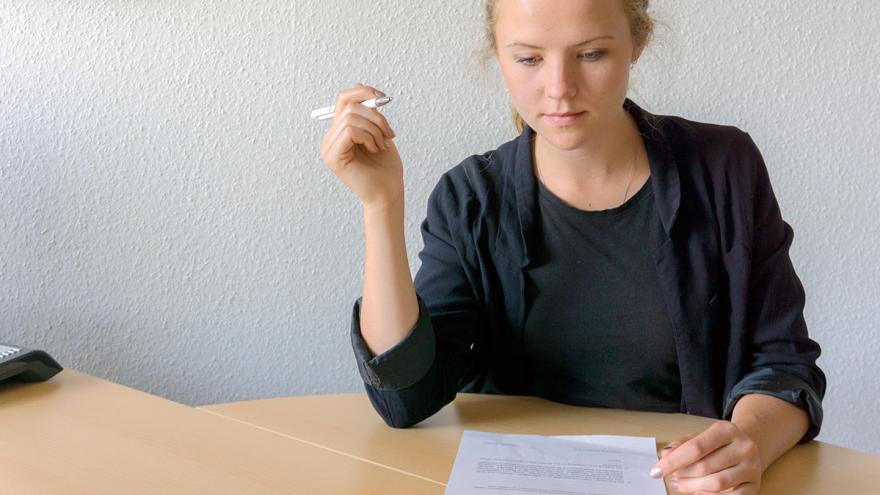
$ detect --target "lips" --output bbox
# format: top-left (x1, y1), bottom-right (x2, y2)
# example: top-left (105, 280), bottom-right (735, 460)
top-left (544, 111), bottom-right (584, 126)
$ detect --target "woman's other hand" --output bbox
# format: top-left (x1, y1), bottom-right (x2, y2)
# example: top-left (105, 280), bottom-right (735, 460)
top-left (320, 83), bottom-right (402, 212)
top-left (652, 420), bottom-right (762, 494)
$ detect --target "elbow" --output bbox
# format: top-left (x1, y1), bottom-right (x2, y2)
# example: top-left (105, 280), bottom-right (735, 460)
top-left (383, 415), bottom-right (420, 429)
top-left (380, 402), bottom-right (432, 429)
top-left (365, 387), bottom-right (430, 429)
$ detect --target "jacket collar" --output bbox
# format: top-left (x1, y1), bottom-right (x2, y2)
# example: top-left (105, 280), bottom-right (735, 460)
top-left (511, 98), bottom-right (681, 268)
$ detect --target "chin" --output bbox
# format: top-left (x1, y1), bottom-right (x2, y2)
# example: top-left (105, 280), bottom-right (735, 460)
top-left (534, 123), bottom-right (590, 150)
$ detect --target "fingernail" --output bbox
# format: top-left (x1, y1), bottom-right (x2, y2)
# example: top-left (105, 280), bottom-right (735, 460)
top-left (669, 478), bottom-right (678, 490)
top-left (649, 466), bottom-right (663, 479)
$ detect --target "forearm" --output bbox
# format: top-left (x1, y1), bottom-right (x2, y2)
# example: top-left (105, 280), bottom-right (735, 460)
top-left (360, 198), bottom-right (420, 356)
top-left (730, 393), bottom-right (810, 472)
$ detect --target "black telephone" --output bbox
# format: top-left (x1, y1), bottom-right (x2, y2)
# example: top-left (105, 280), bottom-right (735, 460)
top-left (0, 343), bottom-right (63, 384)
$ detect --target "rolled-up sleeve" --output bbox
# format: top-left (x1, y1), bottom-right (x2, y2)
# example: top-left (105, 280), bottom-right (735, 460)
top-left (350, 297), bottom-right (436, 391)
top-left (722, 367), bottom-right (824, 442)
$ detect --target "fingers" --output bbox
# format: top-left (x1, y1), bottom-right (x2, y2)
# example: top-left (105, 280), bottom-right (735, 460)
top-left (671, 443), bottom-right (740, 479)
top-left (331, 82), bottom-right (381, 115)
top-left (672, 463), bottom-right (757, 494)
top-left (674, 434), bottom-right (758, 479)
top-left (322, 124), bottom-right (384, 173)
top-left (332, 83), bottom-right (395, 139)
top-left (652, 422), bottom-right (735, 478)
top-left (329, 98), bottom-right (395, 145)
top-left (326, 112), bottom-right (389, 156)
top-left (338, 125), bottom-right (380, 156)
top-left (659, 435), bottom-right (692, 460)
top-left (727, 482), bottom-right (760, 494)
top-left (320, 83), bottom-right (396, 167)
top-left (656, 422), bottom-right (761, 495)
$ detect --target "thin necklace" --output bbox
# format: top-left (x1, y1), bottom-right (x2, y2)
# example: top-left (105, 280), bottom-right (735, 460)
top-left (621, 145), bottom-right (638, 203)
top-left (536, 144), bottom-right (640, 207)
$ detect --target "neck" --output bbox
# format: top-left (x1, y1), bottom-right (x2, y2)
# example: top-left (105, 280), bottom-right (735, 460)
top-left (532, 108), bottom-right (650, 211)
top-left (534, 108), bottom-right (640, 186)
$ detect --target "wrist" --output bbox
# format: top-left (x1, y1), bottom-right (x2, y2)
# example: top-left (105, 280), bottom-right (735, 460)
top-left (730, 394), bottom-right (809, 473)
top-left (363, 194), bottom-right (404, 218)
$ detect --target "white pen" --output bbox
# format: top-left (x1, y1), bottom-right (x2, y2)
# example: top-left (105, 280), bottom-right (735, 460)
top-left (310, 96), bottom-right (393, 121)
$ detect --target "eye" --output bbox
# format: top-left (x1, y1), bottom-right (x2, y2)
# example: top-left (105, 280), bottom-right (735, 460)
top-left (515, 56), bottom-right (540, 66)
top-left (581, 50), bottom-right (607, 61)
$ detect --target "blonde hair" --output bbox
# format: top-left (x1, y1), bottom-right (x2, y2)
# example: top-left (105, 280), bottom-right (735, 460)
top-left (481, 0), bottom-right (655, 133)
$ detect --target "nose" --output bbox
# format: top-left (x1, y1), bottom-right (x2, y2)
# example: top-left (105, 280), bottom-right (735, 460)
top-left (545, 57), bottom-right (577, 99)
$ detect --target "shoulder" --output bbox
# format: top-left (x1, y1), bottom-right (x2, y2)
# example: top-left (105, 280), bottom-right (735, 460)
top-left (650, 110), bottom-right (766, 189)
top-left (655, 111), bottom-right (759, 160)
top-left (426, 133), bottom-right (520, 217)
top-left (646, 109), bottom-right (783, 251)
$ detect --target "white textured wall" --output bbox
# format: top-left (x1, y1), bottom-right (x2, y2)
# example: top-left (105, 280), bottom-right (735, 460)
top-left (2, 0), bottom-right (878, 455)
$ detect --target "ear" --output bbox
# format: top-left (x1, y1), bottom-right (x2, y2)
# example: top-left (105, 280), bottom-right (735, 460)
top-left (631, 44), bottom-right (645, 65)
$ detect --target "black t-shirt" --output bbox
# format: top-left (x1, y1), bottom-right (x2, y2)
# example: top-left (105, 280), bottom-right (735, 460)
top-left (522, 176), bottom-right (682, 412)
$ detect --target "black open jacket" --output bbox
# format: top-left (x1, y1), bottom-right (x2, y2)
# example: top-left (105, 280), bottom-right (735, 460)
top-left (350, 99), bottom-right (826, 440)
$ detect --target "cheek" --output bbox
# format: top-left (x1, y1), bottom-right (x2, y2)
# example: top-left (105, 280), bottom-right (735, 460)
top-left (498, 64), bottom-right (537, 103)
top-left (583, 63), bottom-right (626, 89)
top-left (602, 57), bottom-right (634, 88)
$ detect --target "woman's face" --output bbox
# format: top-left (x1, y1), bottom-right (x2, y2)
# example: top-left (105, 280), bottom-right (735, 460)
top-left (493, 0), bottom-right (641, 150)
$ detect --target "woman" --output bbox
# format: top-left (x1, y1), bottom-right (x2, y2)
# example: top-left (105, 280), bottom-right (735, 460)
top-left (320, 1), bottom-right (825, 493)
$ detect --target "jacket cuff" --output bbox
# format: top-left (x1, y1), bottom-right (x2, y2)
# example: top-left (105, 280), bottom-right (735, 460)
top-left (350, 297), bottom-right (435, 391)
top-left (722, 367), bottom-right (824, 443)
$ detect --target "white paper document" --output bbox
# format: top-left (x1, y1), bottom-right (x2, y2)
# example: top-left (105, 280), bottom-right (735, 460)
top-left (444, 430), bottom-right (666, 495)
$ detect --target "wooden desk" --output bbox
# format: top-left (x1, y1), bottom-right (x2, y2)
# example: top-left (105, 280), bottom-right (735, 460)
top-left (0, 371), bottom-right (442, 494)
top-left (201, 393), bottom-right (880, 494)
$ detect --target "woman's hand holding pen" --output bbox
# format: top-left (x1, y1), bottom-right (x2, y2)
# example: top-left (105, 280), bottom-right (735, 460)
top-left (651, 420), bottom-right (762, 494)
top-left (651, 393), bottom-right (809, 494)
top-left (320, 83), bottom-right (403, 212)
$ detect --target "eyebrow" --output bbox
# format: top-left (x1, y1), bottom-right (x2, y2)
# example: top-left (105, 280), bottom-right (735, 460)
top-left (505, 35), bottom-right (615, 49)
